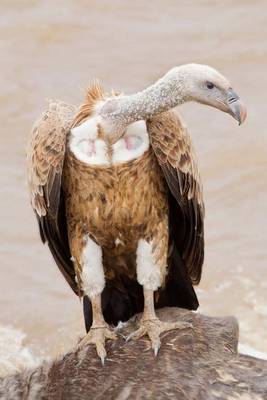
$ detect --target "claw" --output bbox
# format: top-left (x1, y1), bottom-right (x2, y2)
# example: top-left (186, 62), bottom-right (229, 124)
top-left (126, 318), bottom-right (192, 355)
top-left (125, 334), bottom-right (132, 343)
top-left (78, 324), bottom-right (116, 364)
top-left (100, 354), bottom-right (105, 366)
top-left (153, 340), bottom-right (161, 357)
top-left (126, 326), bottom-right (145, 342)
top-left (96, 341), bottom-right (107, 365)
top-left (153, 339), bottom-right (161, 356)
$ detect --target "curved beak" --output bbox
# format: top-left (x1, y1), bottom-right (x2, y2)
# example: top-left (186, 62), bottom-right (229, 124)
top-left (227, 89), bottom-right (247, 125)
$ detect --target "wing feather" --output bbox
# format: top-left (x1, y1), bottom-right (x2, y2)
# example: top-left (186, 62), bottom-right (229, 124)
top-left (28, 102), bottom-right (75, 216)
top-left (147, 111), bottom-right (204, 285)
top-left (27, 101), bottom-right (78, 294)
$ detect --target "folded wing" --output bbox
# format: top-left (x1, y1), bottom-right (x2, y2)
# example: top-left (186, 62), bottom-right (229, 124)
top-left (147, 111), bottom-right (204, 285)
top-left (27, 102), bottom-right (78, 293)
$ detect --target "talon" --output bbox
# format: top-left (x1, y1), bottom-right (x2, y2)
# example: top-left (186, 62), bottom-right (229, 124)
top-left (126, 331), bottom-right (138, 342)
top-left (77, 324), bottom-right (116, 363)
top-left (126, 334), bottom-right (132, 342)
top-left (153, 339), bottom-right (161, 356)
top-left (127, 317), bottom-right (190, 355)
top-left (126, 325), bottom-right (145, 342)
top-left (99, 350), bottom-right (106, 365)
top-left (96, 342), bottom-right (106, 365)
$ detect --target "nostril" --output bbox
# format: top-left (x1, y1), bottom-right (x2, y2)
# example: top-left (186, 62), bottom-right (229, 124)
top-left (227, 88), bottom-right (240, 104)
top-left (228, 97), bottom-right (237, 104)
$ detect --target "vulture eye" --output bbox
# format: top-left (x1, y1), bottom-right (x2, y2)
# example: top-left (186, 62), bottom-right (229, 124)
top-left (206, 82), bottom-right (214, 89)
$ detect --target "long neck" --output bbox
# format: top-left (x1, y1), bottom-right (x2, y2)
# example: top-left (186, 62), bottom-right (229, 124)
top-left (100, 67), bottom-right (188, 126)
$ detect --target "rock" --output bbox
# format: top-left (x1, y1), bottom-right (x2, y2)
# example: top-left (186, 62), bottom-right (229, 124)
top-left (0, 308), bottom-right (267, 399)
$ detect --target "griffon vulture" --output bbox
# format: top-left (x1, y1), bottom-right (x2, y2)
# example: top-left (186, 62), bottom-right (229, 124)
top-left (27, 64), bottom-right (246, 363)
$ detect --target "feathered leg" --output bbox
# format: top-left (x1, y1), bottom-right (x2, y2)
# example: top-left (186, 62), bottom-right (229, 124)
top-left (76, 236), bottom-right (116, 364)
top-left (127, 239), bottom-right (192, 355)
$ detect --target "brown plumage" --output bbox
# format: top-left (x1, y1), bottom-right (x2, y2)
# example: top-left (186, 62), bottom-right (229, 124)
top-left (71, 81), bottom-right (105, 128)
top-left (27, 64), bottom-right (246, 360)
top-left (27, 94), bottom-right (202, 320)
top-left (147, 112), bottom-right (204, 284)
top-left (27, 102), bottom-right (77, 293)
top-left (63, 148), bottom-right (168, 281)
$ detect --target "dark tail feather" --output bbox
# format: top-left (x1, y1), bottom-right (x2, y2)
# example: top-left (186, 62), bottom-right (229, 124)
top-left (155, 244), bottom-right (199, 310)
top-left (102, 279), bottom-right (144, 325)
top-left (83, 296), bottom-right (92, 333)
top-left (83, 278), bottom-right (144, 332)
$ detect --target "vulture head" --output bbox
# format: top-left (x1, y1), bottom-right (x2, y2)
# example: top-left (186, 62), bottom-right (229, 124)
top-left (174, 63), bottom-right (247, 125)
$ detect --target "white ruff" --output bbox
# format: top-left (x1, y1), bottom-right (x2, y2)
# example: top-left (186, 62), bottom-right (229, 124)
top-left (136, 239), bottom-right (162, 291)
top-left (81, 236), bottom-right (105, 298)
top-left (69, 116), bottom-right (149, 166)
top-left (69, 116), bottom-right (109, 166)
top-left (112, 120), bottom-right (149, 164)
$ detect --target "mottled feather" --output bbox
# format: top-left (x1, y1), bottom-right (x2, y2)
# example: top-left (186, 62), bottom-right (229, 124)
top-left (147, 111), bottom-right (204, 284)
top-left (27, 101), bottom-right (77, 217)
top-left (27, 101), bottom-right (78, 293)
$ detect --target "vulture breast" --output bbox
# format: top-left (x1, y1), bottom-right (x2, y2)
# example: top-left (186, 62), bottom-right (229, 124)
top-left (69, 117), bottom-right (149, 166)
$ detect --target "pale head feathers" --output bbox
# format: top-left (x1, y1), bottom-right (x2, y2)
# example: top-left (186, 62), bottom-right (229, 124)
top-left (98, 63), bottom-right (233, 125)
top-left (71, 63), bottom-right (233, 133)
top-left (71, 63), bottom-right (242, 139)
top-left (159, 64), bottom-right (231, 108)
top-left (172, 64), bottom-right (231, 91)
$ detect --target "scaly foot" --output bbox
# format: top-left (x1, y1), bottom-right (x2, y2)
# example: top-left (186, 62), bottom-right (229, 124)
top-left (78, 324), bottom-right (117, 365)
top-left (127, 317), bottom-right (192, 356)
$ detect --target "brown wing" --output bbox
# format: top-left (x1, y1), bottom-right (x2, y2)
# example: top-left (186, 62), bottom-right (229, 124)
top-left (27, 101), bottom-right (78, 294)
top-left (147, 111), bottom-right (204, 285)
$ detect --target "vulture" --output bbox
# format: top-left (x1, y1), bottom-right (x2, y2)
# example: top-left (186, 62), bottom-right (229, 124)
top-left (27, 64), bottom-right (246, 363)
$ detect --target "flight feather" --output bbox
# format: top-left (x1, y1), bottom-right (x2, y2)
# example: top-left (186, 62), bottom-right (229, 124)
top-left (147, 111), bottom-right (204, 284)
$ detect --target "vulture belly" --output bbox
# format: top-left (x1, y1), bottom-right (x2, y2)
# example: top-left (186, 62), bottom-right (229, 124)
top-left (61, 118), bottom-right (198, 326)
top-left (63, 132), bottom-right (168, 280)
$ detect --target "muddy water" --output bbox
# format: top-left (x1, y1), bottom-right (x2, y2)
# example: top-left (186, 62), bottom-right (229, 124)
top-left (0, 0), bottom-right (267, 374)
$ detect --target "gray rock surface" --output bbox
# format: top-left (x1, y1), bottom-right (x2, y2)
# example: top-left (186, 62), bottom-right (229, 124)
top-left (1, 308), bottom-right (267, 399)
